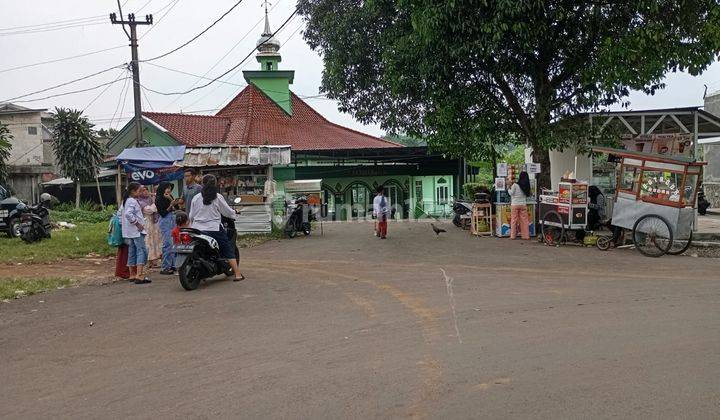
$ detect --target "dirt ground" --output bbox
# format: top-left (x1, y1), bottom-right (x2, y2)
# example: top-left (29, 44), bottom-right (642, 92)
top-left (1, 221), bottom-right (719, 419)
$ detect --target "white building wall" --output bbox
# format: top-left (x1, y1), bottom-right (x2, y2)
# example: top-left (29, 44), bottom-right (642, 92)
top-left (0, 113), bottom-right (45, 166)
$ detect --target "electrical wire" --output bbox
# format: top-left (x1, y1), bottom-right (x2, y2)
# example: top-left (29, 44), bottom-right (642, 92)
top-left (0, 46), bottom-right (126, 75)
top-left (138, 0), bottom-right (181, 40)
top-left (116, 0), bottom-right (131, 39)
top-left (162, 0), bottom-right (282, 110)
top-left (1, 65), bottom-right (125, 103)
top-left (142, 62), bottom-right (246, 87)
top-left (83, 69), bottom-right (128, 112)
top-left (0, 15), bottom-right (105, 32)
top-left (114, 78), bottom-right (132, 130)
top-left (142, 0), bottom-right (246, 62)
top-left (12, 77), bottom-right (131, 104)
top-left (109, 77), bottom-right (131, 129)
top-left (142, 8), bottom-right (297, 97)
top-left (0, 20), bottom-right (106, 37)
top-left (141, 86), bottom-right (155, 111)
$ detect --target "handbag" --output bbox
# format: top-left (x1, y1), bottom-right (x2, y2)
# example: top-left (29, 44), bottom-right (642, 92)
top-left (107, 214), bottom-right (124, 247)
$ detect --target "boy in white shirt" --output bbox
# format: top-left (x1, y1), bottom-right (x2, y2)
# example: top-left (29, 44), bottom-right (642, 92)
top-left (373, 185), bottom-right (389, 239)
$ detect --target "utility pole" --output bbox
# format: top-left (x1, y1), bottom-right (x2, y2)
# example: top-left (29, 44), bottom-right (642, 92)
top-left (110, 12), bottom-right (153, 147)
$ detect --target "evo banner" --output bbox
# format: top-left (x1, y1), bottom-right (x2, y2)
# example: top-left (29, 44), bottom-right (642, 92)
top-left (122, 163), bottom-right (184, 185)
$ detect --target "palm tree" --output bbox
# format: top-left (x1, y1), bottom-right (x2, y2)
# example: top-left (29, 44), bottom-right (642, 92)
top-left (51, 108), bottom-right (104, 208)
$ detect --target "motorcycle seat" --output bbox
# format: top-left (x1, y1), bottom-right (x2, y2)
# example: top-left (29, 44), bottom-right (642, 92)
top-left (180, 227), bottom-right (203, 235)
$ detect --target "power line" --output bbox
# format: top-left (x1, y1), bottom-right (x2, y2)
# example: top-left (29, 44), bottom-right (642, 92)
top-left (0, 20), bottom-right (106, 37)
top-left (12, 77), bottom-right (131, 104)
top-left (116, 0), bottom-right (131, 39)
top-left (0, 15), bottom-right (105, 32)
top-left (109, 77), bottom-right (131, 129)
top-left (1, 65), bottom-right (125, 103)
top-left (162, 0), bottom-right (282, 110)
top-left (0, 46), bottom-right (126, 75)
top-left (114, 78), bottom-right (133, 130)
top-left (142, 62), bottom-right (245, 87)
top-left (83, 70), bottom-right (128, 112)
top-left (143, 8), bottom-right (298, 97)
top-left (139, 0), bottom-right (181, 40)
top-left (142, 0), bottom-right (246, 62)
top-left (141, 86), bottom-right (155, 111)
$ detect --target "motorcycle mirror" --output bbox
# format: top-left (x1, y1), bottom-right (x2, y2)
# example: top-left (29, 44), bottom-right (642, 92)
top-left (233, 197), bottom-right (242, 204)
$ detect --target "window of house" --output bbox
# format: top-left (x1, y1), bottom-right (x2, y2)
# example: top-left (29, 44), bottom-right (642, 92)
top-left (266, 62), bottom-right (273, 71)
top-left (27, 126), bottom-right (38, 135)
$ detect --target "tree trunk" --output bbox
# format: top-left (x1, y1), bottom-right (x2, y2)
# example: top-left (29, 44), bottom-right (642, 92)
top-left (533, 149), bottom-right (552, 191)
top-left (95, 175), bottom-right (105, 210)
top-left (75, 180), bottom-right (81, 209)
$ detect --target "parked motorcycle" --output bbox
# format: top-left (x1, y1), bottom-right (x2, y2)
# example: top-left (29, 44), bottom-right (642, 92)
top-left (452, 200), bottom-right (473, 229)
top-left (284, 196), bottom-right (315, 238)
top-left (19, 193), bottom-right (54, 243)
top-left (175, 214), bottom-right (240, 291)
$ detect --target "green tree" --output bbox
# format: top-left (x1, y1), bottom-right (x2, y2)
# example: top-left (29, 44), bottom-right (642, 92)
top-left (51, 108), bottom-right (105, 208)
top-left (0, 123), bottom-right (13, 185)
top-left (298, 0), bottom-right (720, 187)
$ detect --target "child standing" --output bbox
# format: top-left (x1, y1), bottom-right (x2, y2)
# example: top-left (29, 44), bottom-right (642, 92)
top-left (122, 182), bottom-right (151, 284)
top-left (373, 185), bottom-right (390, 239)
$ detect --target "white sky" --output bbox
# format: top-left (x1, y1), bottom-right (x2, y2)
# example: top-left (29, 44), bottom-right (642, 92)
top-left (1, 0), bottom-right (719, 138)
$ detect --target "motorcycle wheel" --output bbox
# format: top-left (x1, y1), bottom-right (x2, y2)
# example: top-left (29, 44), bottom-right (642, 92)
top-left (8, 217), bottom-right (21, 238)
top-left (302, 223), bottom-right (311, 236)
top-left (178, 259), bottom-right (202, 291)
top-left (452, 215), bottom-right (462, 228)
top-left (285, 219), bottom-right (297, 238)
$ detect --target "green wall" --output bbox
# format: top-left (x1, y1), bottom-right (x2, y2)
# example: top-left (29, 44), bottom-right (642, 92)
top-left (106, 119), bottom-right (179, 156)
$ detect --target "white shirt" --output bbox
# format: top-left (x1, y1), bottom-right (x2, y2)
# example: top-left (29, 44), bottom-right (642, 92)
top-left (509, 183), bottom-right (528, 206)
top-left (373, 194), bottom-right (389, 216)
top-left (189, 193), bottom-right (236, 231)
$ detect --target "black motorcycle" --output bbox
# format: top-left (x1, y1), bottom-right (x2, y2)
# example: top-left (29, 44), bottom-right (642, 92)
top-left (175, 215), bottom-right (240, 291)
top-left (284, 197), bottom-right (315, 238)
top-left (19, 194), bottom-right (54, 243)
top-left (452, 200), bottom-right (473, 229)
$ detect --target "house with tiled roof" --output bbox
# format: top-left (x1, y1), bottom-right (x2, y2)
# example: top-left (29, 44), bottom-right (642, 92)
top-left (108, 12), bottom-right (460, 219)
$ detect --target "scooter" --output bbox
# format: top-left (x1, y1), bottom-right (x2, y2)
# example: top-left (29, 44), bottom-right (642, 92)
top-left (175, 209), bottom-right (240, 291)
top-left (452, 200), bottom-right (473, 229)
top-left (19, 193), bottom-right (54, 243)
top-left (284, 196), bottom-right (315, 238)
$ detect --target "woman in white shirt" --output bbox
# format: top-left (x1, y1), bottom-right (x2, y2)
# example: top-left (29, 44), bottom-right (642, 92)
top-left (188, 174), bottom-right (244, 281)
top-left (509, 171), bottom-right (532, 240)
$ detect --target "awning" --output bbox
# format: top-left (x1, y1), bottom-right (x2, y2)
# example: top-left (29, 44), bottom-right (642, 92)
top-left (116, 146), bottom-right (187, 185)
top-left (116, 146), bottom-right (186, 163)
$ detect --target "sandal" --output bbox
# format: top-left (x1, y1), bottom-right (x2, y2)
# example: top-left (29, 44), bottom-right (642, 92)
top-left (134, 278), bottom-right (152, 285)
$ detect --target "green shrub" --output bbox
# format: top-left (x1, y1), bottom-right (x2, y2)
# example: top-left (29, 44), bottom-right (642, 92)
top-left (50, 205), bottom-right (116, 224)
top-left (463, 182), bottom-right (492, 199)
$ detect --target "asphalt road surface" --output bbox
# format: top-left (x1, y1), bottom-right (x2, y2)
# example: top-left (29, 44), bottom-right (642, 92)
top-left (2, 221), bottom-right (719, 419)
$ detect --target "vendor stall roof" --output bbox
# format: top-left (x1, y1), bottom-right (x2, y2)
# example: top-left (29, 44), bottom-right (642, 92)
top-left (183, 145), bottom-right (291, 167)
top-left (592, 146), bottom-right (706, 165)
top-left (115, 146), bottom-right (186, 163)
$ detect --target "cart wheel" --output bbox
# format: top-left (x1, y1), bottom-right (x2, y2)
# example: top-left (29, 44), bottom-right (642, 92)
top-left (596, 235), bottom-right (611, 251)
top-left (632, 214), bottom-right (673, 257)
top-left (667, 230), bottom-right (693, 255)
top-left (541, 210), bottom-right (565, 246)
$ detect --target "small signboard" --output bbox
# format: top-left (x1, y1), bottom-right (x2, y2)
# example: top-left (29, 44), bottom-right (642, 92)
top-left (496, 163), bottom-right (508, 177)
top-left (525, 162), bottom-right (541, 174)
top-left (494, 177), bottom-right (506, 191)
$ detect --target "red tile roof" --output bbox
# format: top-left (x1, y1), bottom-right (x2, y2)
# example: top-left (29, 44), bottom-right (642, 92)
top-left (143, 85), bottom-right (401, 151)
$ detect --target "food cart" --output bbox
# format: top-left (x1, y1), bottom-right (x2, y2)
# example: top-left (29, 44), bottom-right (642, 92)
top-left (592, 147), bottom-right (705, 257)
top-left (539, 180), bottom-right (589, 243)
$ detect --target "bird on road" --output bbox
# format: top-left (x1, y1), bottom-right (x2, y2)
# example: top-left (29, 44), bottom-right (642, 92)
top-left (431, 223), bottom-right (446, 236)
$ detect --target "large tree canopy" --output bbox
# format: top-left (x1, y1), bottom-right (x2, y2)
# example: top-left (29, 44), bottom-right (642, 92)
top-left (298, 0), bottom-right (720, 185)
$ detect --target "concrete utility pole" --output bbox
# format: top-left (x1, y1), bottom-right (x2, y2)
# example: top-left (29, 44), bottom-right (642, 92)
top-left (110, 12), bottom-right (153, 147)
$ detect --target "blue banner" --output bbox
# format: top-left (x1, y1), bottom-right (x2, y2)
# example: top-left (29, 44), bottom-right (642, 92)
top-left (123, 163), bottom-right (184, 185)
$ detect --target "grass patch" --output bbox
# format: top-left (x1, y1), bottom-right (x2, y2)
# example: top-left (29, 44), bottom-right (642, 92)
top-left (0, 222), bottom-right (114, 264)
top-left (0, 277), bottom-right (74, 300)
top-left (237, 225), bottom-right (285, 248)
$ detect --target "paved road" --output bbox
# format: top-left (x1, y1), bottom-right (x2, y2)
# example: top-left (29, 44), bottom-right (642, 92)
top-left (2, 222), bottom-right (719, 419)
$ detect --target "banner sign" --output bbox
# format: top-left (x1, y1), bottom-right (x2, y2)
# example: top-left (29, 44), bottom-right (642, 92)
top-left (122, 163), bottom-right (184, 185)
